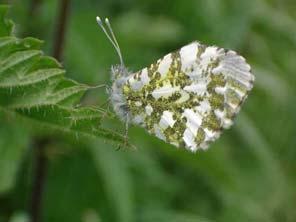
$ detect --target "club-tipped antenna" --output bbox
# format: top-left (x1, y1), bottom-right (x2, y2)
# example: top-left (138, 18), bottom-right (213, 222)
top-left (104, 18), bottom-right (121, 55)
top-left (96, 16), bottom-right (124, 66)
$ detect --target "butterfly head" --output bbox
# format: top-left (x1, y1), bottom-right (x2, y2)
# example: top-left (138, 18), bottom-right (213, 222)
top-left (96, 16), bottom-right (132, 121)
top-left (111, 64), bottom-right (130, 80)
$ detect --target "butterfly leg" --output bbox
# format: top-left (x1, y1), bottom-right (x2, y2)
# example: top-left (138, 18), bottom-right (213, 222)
top-left (124, 114), bottom-right (129, 146)
top-left (116, 113), bottom-right (130, 150)
top-left (95, 84), bottom-right (112, 119)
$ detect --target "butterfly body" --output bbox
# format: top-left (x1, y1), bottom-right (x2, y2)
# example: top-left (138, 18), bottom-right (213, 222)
top-left (110, 41), bottom-right (254, 152)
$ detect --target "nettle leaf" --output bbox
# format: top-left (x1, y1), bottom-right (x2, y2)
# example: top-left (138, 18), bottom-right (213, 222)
top-left (0, 5), bottom-right (126, 146)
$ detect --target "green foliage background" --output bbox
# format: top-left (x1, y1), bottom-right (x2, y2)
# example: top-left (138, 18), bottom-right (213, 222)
top-left (0, 0), bottom-right (296, 221)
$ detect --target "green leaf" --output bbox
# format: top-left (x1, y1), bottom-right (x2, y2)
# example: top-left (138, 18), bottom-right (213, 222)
top-left (0, 121), bottom-right (29, 194)
top-left (90, 143), bottom-right (134, 222)
top-left (0, 5), bottom-right (13, 37)
top-left (138, 209), bottom-right (213, 222)
top-left (9, 211), bottom-right (29, 222)
top-left (0, 6), bottom-right (127, 146)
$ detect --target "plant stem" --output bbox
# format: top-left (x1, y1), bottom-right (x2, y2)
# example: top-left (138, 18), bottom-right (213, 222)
top-left (29, 0), bottom-right (42, 17)
top-left (29, 0), bottom-right (71, 221)
top-left (29, 139), bottom-right (49, 222)
top-left (53, 0), bottom-right (71, 60)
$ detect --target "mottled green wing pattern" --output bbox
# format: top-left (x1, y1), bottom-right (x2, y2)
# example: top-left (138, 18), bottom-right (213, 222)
top-left (122, 42), bottom-right (254, 152)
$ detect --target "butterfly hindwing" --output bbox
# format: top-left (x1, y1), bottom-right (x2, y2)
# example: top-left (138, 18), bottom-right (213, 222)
top-left (121, 41), bottom-right (254, 151)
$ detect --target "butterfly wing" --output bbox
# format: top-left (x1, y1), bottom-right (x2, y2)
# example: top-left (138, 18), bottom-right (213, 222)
top-left (122, 41), bottom-right (254, 151)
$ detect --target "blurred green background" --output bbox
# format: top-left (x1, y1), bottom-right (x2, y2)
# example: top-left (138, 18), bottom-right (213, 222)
top-left (1, 0), bottom-right (296, 221)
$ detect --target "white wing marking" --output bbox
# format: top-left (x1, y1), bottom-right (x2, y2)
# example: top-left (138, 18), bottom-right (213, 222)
top-left (157, 54), bottom-right (172, 77)
top-left (152, 84), bottom-right (180, 99)
top-left (159, 111), bottom-right (176, 129)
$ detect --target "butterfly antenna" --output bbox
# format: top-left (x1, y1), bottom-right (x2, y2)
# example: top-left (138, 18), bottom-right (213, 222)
top-left (104, 18), bottom-right (124, 66)
top-left (96, 16), bottom-right (124, 67)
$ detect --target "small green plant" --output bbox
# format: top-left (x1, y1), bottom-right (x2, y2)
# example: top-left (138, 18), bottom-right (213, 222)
top-left (0, 5), bottom-right (126, 146)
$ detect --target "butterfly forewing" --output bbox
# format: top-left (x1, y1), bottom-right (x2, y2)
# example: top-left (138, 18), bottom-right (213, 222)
top-left (122, 41), bottom-right (254, 152)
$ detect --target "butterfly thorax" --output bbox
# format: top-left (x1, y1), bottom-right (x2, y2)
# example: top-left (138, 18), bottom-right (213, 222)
top-left (110, 65), bottom-right (133, 122)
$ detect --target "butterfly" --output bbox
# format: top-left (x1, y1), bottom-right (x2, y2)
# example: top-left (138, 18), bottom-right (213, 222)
top-left (96, 17), bottom-right (254, 152)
